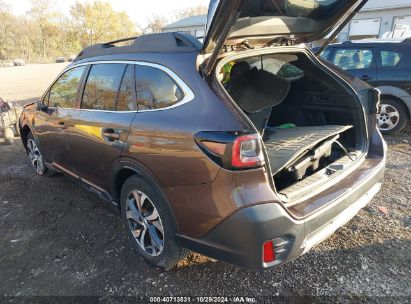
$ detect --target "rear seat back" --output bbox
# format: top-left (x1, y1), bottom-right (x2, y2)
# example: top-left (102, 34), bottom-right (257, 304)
top-left (229, 61), bottom-right (291, 132)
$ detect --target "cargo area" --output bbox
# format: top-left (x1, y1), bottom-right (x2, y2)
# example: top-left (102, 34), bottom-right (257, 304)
top-left (218, 50), bottom-right (366, 203)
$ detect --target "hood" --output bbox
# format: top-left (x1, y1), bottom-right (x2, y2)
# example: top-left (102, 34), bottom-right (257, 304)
top-left (203, 0), bottom-right (367, 54)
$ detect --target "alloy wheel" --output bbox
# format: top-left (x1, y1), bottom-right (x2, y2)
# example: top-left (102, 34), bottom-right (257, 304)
top-left (377, 104), bottom-right (400, 131)
top-left (27, 139), bottom-right (45, 174)
top-left (126, 190), bottom-right (165, 256)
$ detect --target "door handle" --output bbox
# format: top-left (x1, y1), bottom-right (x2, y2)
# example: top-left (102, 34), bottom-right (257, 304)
top-left (102, 129), bottom-right (120, 141)
top-left (57, 121), bottom-right (67, 129)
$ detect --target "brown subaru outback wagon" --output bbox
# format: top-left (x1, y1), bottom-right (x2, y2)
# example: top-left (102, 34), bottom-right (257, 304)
top-left (19, 0), bottom-right (386, 270)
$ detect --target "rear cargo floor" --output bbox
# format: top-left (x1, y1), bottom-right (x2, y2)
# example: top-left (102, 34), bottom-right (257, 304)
top-left (264, 125), bottom-right (353, 174)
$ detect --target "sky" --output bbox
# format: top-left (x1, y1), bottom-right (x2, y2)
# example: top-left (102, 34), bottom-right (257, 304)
top-left (4, 0), bottom-right (210, 28)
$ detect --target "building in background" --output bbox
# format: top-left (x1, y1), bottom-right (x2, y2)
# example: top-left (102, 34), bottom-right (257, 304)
top-left (162, 15), bottom-right (207, 41)
top-left (337, 0), bottom-right (411, 42)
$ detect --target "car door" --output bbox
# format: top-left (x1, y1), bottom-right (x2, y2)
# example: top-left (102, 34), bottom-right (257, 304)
top-left (330, 47), bottom-right (377, 84)
top-left (34, 66), bottom-right (86, 168)
top-left (66, 63), bottom-right (137, 193)
top-left (374, 45), bottom-right (411, 94)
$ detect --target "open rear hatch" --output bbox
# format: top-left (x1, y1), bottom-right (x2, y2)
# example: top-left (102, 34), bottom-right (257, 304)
top-left (213, 48), bottom-right (367, 213)
top-left (202, 0), bottom-right (368, 75)
top-left (203, 0), bottom-right (371, 215)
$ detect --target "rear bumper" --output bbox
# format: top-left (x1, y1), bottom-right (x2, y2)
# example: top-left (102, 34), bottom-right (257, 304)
top-left (177, 152), bottom-right (386, 270)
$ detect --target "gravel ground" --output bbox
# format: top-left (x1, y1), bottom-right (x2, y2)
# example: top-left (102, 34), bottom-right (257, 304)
top-left (0, 64), bottom-right (410, 303)
top-left (0, 63), bottom-right (68, 104)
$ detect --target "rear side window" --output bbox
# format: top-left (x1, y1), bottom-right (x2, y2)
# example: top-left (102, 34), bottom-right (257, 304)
top-left (332, 49), bottom-right (374, 70)
top-left (116, 65), bottom-right (137, 111)
top-left (49, 66), bottom-right (85, 108)
top-left (82, 64), bottom-right (126, 110)
top-left (135, 65), bottom-right (184, 110)
top-left (380, 50), bottom-right (402, 67)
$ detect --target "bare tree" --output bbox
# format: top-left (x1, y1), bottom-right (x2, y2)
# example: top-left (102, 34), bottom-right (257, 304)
top-left (173, 5), bottom-right (208, 21)
top-left (144, 14), bottom-right (168, 34)
top-left (28, 0), bottom-right (59, 59)
top-left (0, 0), bottom-right (12, 60)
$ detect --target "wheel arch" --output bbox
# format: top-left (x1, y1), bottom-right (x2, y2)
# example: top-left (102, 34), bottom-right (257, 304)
top-left (20, 123), bottom-right (36, 151)
top-left (112, 160), bottom-right (181, 232)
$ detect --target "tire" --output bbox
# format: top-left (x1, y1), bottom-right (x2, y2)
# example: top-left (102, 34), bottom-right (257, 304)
top-left (26, 133), bottom-right (57, 177)
top-left (120, 175), bottom-right (186, 270)
top-left (378, 98), bottom-right (409, 135)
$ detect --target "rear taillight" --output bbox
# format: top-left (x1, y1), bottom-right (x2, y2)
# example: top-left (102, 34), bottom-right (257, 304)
top-left (195, 132), bottom-right (265, 170)
top-left (232, 134), bottom-right (264, 168)
top-left (263, 240), bottom-right (276, 264)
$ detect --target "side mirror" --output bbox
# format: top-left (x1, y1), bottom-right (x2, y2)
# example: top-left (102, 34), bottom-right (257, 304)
top-left (36, 100), bottom-right (48, 112)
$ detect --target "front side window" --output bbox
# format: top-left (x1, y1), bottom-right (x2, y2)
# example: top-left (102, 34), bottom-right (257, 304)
top-left (135, 65), bottom-right (184, 110)
top-left (380, 50), bottom-right (402, 67)
top-left (82, 64), bottom-right (126, 111)
top-left (332, 48), bottom-right (374, 70)
top-left (49, 66), bottom-right (85, 108)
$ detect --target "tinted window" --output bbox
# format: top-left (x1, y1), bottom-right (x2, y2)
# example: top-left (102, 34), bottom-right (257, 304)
top-left (380, 50), bottom-right (402, 67)
top-left (82, 64), bottom-right (126, 110)
top-left (332, 49), bottom-right (374, 70)
top-left (320, 49), bottom-right (331, 61)
top-left (116, 65), bottom-right (136, 111)
top-left (261, 57), bottom-right (304, 80)
top-left (135, 65), bottom-right (184, 110)
top-left (49, 66), bottom-right (85, 108)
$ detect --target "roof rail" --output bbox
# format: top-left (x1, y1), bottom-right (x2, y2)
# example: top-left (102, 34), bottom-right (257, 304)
top-left (104, 36), bottom-right (140, 46)
top-left (74, 32), bottom-right (202, 62)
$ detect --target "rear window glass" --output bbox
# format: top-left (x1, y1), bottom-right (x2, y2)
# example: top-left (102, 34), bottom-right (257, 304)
top-left (233, 0), bottom-right (359, 35)
top-left (82, 64), bottom-right (126, 111)
top-left (219, 55), bottom-right (303, 84)
top-left (380, 50), bottom-right (402, 67)
top-left (240, 0), bottom-right (355, 19)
